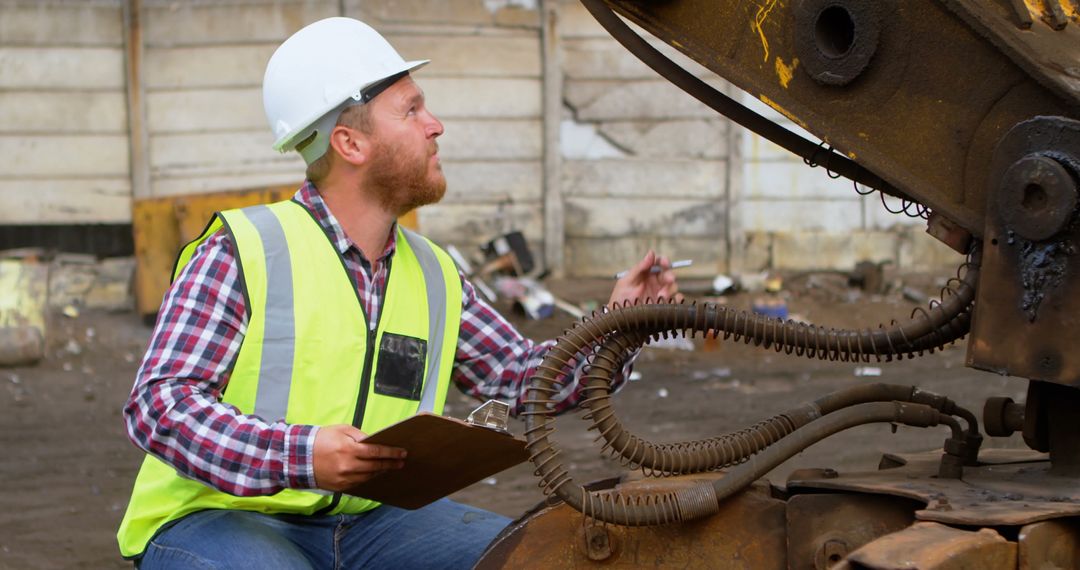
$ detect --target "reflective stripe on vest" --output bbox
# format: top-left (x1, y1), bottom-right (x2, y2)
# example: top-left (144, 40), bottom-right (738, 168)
top-left (117, 200), bottom-right (463, 558)
top-left (244, 204), bottom-right (296, 422)
top-left (400, 227), bottom-right (447, 413)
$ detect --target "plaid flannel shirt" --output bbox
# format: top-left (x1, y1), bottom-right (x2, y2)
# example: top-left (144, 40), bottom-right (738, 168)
top-left (123, 182), bottom-right (628, 496)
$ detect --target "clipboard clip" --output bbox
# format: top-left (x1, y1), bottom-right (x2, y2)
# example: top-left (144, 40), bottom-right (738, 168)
top-left (466, 400), bottom-right (512, 435)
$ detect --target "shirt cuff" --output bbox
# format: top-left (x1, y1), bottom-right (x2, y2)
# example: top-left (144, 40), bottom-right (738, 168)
top-left (284, 424), bottom-right (319, 489)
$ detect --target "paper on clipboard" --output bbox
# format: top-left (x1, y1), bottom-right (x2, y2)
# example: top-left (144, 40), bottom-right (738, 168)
top-left (344, 412), bottom-right (528, 510)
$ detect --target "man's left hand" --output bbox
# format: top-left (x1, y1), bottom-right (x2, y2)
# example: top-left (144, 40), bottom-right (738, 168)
top-left (608, 250), bottom-right (682, 308)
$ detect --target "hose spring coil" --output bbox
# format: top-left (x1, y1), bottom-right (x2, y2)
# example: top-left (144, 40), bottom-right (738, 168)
top-left (524, 247), bottom-right (980, 524)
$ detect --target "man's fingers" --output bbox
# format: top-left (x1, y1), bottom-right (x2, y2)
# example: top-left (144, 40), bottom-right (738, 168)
top-left (350, 441), bottom-right (407, 460)
top-left (630, 250), bottom-right (656, 278)
top-left (345, 458), bottom-right (407, 475)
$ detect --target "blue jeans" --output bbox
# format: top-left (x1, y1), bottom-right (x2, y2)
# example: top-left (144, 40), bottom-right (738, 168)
top-left (138, 499), bottom-right (510, 569)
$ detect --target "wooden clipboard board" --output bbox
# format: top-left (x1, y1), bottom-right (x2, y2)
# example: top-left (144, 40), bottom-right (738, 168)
top-left (344, 413), bottom-right (529, 510)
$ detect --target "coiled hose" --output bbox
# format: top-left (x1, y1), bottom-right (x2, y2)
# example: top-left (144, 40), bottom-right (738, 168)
top-left (530, 401), bottom-right (958, 526)
top-left (523, 249), bottom-right (981, 524)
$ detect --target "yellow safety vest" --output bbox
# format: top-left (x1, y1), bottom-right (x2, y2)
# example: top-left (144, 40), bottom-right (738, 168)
top-left (117, 200), bottom-right (463, 558)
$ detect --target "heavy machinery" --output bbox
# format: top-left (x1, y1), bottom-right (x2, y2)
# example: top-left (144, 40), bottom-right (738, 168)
top-left (476, 0), bottom-right (1080, 567)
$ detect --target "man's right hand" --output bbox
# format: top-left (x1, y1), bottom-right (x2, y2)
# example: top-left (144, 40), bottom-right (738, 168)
top-left (312, 424), bottom-right (407, 492)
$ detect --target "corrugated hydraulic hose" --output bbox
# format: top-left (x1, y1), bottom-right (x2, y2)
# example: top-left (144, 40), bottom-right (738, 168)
top-left (523, 249), bottom-right (980, 522)
top-left (580, 362), bottom-right (976, 475)
top-left (526, 401), bottom-right (952, 526)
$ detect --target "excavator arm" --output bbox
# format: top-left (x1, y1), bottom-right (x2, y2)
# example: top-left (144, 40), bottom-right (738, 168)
top-left (477, 2), bottom-right (1080, 567)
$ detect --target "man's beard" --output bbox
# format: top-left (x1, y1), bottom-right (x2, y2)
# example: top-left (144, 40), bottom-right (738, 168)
top-left (363, 135), bottom-right (446, 217)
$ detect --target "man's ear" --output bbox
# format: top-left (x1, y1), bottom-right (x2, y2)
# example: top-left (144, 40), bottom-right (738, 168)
top-left (328, 125), bottom-right (371, 166)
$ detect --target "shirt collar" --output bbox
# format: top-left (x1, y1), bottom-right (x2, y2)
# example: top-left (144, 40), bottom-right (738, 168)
top-left (294, 181), bottom-right (397, 262)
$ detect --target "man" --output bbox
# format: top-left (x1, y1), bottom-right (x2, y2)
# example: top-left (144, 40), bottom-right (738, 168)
top-left (118, 17), bottom-right (679, 569)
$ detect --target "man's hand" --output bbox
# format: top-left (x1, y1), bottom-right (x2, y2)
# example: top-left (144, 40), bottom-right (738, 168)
top-left (312, 424), bottom-right (407, 492)
top-left (608, 250), bottom-right (682, 308)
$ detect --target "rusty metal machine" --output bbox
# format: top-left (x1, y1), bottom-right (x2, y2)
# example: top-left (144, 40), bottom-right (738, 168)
top-left (476, 0), bottom-right (1080, 567)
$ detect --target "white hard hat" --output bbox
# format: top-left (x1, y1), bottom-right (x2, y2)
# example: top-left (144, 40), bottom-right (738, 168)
top-left (263, 17), bottom-right (428, 164)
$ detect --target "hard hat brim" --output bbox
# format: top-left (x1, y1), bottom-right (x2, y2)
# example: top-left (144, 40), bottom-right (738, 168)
top-left (271, 58), bottom-right (429, 153)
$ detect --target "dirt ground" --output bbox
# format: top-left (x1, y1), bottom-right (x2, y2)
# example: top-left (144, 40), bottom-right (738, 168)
top-left (0, 272), bottom-right (1030, 569)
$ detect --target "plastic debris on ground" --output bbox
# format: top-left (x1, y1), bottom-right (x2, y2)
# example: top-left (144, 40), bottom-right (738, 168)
top-left (494, 276), bottom-right (555, 320)
top-left (711, 274), bottom-right (735, 295)
top-left (450, 231), bottom-right (587, 320)
top-left (737, 271), bottom-right (770, 293)
top-left (764, 274), bottom-right (783, 293)
top-left (854, 366), bottom-right (883, 377)
top-left (751, 297), bottom-right (789, 320)
top-left (901, 286), bottom-right (929, 303)
top-left (645, 335), bottom-right (695, 351)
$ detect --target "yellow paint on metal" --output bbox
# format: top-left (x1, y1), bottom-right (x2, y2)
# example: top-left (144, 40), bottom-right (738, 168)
top-left (1062, 0), bottom-right (1078, 18)
top-left (1019, 0), bottom-right (1071, 18)
top-left (1021, 0), bottom-right (1074, 19)
top-left (753, 0), bottom-right (779, 63)
top-left (775, 56), bottom-right (798, 88)
top-left (759, 94), bottom-right (809, 130)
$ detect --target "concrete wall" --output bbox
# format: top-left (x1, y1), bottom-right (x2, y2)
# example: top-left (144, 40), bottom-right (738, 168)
top-left (348, 0), bottom-right (547, 254)
top-left (0, 0), bottom-right (130, 224)
top-left (0, 0), bottom-right (961, 276)
top-left (140, 0), bottom-right (335, 198)
top-left (732, 94), bottom-right (961, 272)
top-left (557, 0), bottom-right (730, 278)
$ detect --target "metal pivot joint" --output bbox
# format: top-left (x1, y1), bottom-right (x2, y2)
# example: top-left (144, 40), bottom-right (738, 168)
top-left (794, 0), bottom-right (885, 86)
top-left (999, 154), bottom-right (1078, 242)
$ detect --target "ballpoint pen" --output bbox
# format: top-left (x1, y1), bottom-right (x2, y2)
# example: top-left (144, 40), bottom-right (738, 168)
top-left (614, 259), bottom-right (693, 280)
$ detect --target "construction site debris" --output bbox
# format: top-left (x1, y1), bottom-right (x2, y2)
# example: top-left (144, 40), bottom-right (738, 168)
top-left (902, 286), bottom-right (929, 303)
top-left (711, 274), bottom-right (735, 294)
top-left (751, 297), bottom-right (789, 320)
top-left (0, 326), bottom-right (44, 367)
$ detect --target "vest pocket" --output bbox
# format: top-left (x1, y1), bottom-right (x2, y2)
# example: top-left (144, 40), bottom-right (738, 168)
top-left (373, 332), bottom-right (427, 400)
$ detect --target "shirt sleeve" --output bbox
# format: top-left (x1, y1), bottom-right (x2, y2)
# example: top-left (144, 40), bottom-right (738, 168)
top-left (451, 274), bottom-right (634, 417)
top-left (122, 230), bottom-right (319, 496)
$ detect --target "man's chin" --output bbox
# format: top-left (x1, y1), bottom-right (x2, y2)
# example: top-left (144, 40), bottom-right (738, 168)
top-left (395, 183), bottom-right (446, 217)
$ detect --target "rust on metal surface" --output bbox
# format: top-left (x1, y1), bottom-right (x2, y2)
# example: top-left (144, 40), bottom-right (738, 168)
top-left (940, 0), bottom-right (1080, 102)
top-left (968, 117), bottom-right (1080, 386)
top-left (476, 478), bottom-right (785, 569)
top-left (926, 212), bottom-right (973, 255)
top-left (836, 521), bottom-right (1016, 569)
top-left (785, 493), bottom-right (917, 570)
top-left (786, 449), bottom-right (1080, 527)
top-left (1018, 518), bottom-right (1080, 569)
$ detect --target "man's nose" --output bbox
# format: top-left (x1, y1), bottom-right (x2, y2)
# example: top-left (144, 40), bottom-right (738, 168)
top-left (424, 111), bottom-right (444, 139)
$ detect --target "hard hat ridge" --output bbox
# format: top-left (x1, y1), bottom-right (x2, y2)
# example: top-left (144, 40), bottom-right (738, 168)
top-left (262, 17), bottom-right (428, 165)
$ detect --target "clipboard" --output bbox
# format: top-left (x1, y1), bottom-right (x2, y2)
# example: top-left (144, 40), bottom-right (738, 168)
top-left (344, 412), bottom-right (529, 509)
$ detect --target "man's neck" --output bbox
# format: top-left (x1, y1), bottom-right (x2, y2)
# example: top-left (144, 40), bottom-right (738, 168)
top-left (317, 181), bottom-right (396, 262)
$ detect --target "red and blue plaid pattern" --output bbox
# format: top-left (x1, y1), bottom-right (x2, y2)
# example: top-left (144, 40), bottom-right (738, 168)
top-left (124, 182), bottom-right (627, 496)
